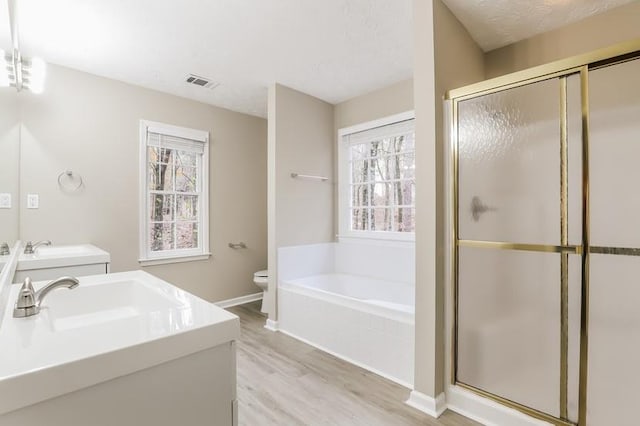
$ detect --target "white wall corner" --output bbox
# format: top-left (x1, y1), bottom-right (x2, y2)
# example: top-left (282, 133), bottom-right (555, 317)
top-left (406, 390), bottom-right (447, 418)
top-left (264, 319), bottom-right (279, 332)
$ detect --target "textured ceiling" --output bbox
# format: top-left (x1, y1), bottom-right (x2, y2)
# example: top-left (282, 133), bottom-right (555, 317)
top-left (0, 0), bottom-right (413, 117)
top-left (1, 1), bottom-right (631, 117)
top-left (442, 0), bottom-right (635, 52)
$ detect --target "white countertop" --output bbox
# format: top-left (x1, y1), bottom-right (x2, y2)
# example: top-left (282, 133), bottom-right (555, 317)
top-left (17, 244), bottom-right (111, 271)
top-left (0, 270), bottom-right (239, 415)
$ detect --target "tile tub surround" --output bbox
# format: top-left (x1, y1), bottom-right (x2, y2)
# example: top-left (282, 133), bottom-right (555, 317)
top-left (334, 240), bottom-right (415, 284)
top-left (0, 271), bottom-right (239, 416)
top-left (278, 241), bottom-right (415, 283)
top-left (277, 242), bottom-right (415, 386)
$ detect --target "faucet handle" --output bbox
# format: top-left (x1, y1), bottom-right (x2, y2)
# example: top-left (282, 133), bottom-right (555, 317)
top-left (24, 241), bottom-right (33, 254)
top-left (24, 240), bottom-right (51, 254)
top-left (15, 277), bottom-right (36, 310)
top-left (0, 242), bottom-right (9, 255)
top-left (14, 276), bottom-right (78, 318)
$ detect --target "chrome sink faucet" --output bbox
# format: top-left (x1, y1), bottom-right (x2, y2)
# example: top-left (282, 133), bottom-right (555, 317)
top-left (13, 276), bottom-right (79, 318)
top-left (24, 240), bottom-right (51, 254)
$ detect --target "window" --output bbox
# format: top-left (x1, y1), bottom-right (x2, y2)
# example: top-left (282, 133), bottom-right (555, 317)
top-left (339, 112), bottom-right (415, 240)
top-left (139, 120), bottom-right (210, 264)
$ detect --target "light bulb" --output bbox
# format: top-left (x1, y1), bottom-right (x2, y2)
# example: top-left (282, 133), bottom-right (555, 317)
top-left (25, 57), bottom-right (46, 94)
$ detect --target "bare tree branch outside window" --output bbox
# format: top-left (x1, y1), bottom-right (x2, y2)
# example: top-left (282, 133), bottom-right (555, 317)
top-left (349, 129), bottom-right (415, 234)
top-left (148, 147), bottom-right (200, 252)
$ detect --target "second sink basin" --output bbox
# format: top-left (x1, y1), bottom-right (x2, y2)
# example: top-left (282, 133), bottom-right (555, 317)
top-left (17, 244), bottom-right (110, 272)
top-left (34, 245), bottom-right (96, 257)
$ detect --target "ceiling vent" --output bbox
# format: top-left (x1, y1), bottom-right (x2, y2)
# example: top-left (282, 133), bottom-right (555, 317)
top-left (184, 74), bottom-right (219, 90)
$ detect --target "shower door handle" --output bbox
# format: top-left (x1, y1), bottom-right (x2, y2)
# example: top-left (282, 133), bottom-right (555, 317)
top-left (471, 196), bottom-right (497, 222)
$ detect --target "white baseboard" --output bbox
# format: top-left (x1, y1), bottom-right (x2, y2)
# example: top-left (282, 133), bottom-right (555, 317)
top-left (216, 292), bottom-right (263, 309)
top-left (405, 390), bottom-right (447, 418)
top-left (264, 319), bottom-right (279, 331)
top-left (278, 328), bottom-right (413, 389)
top-left (446, 385), bottom-right (550, 426)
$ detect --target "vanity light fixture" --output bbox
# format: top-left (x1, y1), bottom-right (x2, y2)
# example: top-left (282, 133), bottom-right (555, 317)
top-left (3, 0), bottom-right (46, 93)
top-left (0, 49), bottom-right (46, 93)
top-left (21, 56), bottom-right (46, 94)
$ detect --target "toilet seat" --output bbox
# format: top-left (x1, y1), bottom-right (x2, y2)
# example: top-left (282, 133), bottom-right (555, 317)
top-left (253, 270), bottom-right (269, 313)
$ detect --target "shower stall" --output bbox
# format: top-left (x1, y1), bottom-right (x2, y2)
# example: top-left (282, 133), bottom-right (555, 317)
top-left (446, 41), bottom-right (640, 426)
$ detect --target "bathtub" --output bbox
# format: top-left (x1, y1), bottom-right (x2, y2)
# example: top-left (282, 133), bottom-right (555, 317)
top-left (278, 268), bottom-right (415, 387)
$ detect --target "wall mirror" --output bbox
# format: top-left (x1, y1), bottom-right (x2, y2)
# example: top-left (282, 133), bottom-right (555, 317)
top-left (0, 88), bottom-right (19, 251)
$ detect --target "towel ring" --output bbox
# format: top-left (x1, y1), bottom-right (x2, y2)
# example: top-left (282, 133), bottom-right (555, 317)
top-left (57, 170), bottom-right (83, 192)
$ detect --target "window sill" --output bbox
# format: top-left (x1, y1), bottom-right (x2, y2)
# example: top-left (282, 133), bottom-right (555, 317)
top-left (139, 253), bottom-right (211, 267)
top-left (337, 233), bottom-right (415, 246)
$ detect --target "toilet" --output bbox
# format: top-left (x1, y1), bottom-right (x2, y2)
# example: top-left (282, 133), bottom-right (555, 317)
top-left (253, 270), bottom-right (268, 313)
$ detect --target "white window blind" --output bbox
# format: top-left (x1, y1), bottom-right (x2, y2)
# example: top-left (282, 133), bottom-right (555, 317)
top-left (146, 132), bottom-right (206, 154)
top-left (343, 119), bottom-right (415, 146)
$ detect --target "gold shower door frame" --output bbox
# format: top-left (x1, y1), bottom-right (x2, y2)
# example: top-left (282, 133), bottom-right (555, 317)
top-left (446, 39), bottom-right (640, 426)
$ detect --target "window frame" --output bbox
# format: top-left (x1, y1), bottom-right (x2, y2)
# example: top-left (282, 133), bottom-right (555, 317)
top-left (338, 111), bottom-right (416, 242)
top-left (138, 120), bottom-right (210, 265)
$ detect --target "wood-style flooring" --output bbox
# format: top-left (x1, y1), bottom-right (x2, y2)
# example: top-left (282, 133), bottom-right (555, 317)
top-left (228, 301), bottom-right (479, 426)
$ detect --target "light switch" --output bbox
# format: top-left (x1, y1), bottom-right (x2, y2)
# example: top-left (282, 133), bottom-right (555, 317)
top-left (27, 194), bottom-right (39, 209)
top-left (0, 193), bottom-right (11, 209)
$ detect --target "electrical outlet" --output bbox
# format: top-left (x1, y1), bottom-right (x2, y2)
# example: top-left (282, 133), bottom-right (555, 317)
top-left (27, 194), bottom-right (39, 209)
top-left (0, 193), bottom-right (11, 209)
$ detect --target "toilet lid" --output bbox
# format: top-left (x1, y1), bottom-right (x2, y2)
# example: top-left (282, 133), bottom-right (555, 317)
top-left (254, 270), bottom-right (268, 278)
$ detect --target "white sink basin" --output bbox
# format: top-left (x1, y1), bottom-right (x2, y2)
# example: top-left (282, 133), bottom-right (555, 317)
top-left (0, 270), bottom-right (239, 415)
top-left (18, 244), bottom-right (110, 271)
top-left (46, 278), bottom-right (180, 331)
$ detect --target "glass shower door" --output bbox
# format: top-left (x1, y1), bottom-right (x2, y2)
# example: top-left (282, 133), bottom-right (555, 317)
top-left (587, 58), bottom-right (640, 426)
top-left (455, 76), bottom-right (582, 423)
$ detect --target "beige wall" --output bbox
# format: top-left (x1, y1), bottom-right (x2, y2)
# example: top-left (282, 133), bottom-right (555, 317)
top-left (18, 64), bottom-right (267, 303)
top-left (266, 83), bottom-right (334, 319)
top-left (413, 0), bottom-right (438, 398)
top-left (0, 88), bottom-right (20, 245)
top-left (333, 79), bottom-right (414, 236)
top-left (412, 0), bottom-right (484, 398)
top-left (333, 79), bottom-right (414, 130)
top-left (485, 1), bottom-right (640, 78)
top-left (432, 0), bottom-right (485, 395)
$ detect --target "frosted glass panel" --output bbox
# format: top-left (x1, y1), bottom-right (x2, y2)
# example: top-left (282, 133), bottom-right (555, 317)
top-left (458, 79), bottom-right (560, 244)
top-left (590, 59), bottom-right (640, 247)
top-left (457, 247), bottom-right (581, 417)
top-left (588, 254), bottom-right (640, 426)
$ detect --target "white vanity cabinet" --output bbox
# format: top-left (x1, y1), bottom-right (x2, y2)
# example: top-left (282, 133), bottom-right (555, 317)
top-left (13, 244), bottom-right (110, 283)
top-left (0, 342), bottom-right (238, 426)
top-left (0, 271), bottom-right (240, 426)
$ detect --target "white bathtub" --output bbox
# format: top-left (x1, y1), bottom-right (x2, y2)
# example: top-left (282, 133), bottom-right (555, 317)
top-left (279, 272), bottom-right (415, 387)
top-left (284, 273), bottom-right (414, 316)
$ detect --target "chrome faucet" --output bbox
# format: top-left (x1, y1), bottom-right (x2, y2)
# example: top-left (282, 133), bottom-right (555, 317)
top-left (24, 240), bottom-right (51, 254)
top-left (13, 276), bottom-right (79, 318)
top-left (0, 242), bottom-right (9, 256)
